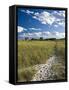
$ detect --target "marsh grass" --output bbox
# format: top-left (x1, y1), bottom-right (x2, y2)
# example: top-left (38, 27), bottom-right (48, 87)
top-left (51, 63), bottom-right (65, 80)
top-left (18, 67), bottom-right (36, 82)
top-left (18, 40), bottom-right (65, 81)
top-left (18, 41), bottom-right (55, 68)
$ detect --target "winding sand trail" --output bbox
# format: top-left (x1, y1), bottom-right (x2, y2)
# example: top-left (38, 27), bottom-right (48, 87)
top-left (32, 56), bottom-right (59, 81)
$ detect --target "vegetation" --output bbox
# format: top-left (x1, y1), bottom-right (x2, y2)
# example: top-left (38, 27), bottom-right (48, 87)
top-left (51, 63), bottom-right (65, 80)
top-left (18, 39), bottom-right (65, 82)
top-left (51, 40), bottom-right (65, 80)
top-left (18, 67), bottom-right (36, 82)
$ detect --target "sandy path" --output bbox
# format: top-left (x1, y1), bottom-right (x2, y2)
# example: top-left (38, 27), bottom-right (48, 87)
top-left (32, 56), bottom-right (59, 81)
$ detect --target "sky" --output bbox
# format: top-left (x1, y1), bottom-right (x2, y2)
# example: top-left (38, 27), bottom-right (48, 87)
top-left (17, 8), bottom-right (65, 39)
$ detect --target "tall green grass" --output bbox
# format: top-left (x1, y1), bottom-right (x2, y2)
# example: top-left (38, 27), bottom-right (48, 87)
top-left (54, 40), bottom-right (65, 65)
top-left (18, 41), bottom-right (56, 68)
top-left (51, 40), bottom-right (65, 80)
top-left (18, 40), bottom-right (65, 81)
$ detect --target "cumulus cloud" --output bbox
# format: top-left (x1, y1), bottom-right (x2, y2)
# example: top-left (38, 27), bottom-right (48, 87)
top-left (33, 10), bottom-right (65, 27)
top-left (18, 26), bottom-right (27, 33)
top-left (53, 11), bottom-right (65, 17)
top-left (33, 11), bottom-right (56, 25)
top-left (34, 11), bottom-right (65, 27)
top-left (20, 9), bottom-right (65, 27)
top-left (52, 32), bottom-right (65, 38)
top-left (32, 31), bottom-right (51, 37)
top-left (52, 11), bottom-right (65, 27)
top-left (42, 31), bottom-right (51, 35)
top-left (55, 18), bottom-right (65, 27)
top-left (34, 32), bottom-right (42, 37)
top-left (19, 31), bottom-right (65, 39)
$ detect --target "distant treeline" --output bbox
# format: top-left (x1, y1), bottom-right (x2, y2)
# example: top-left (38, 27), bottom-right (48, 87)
top-left (23, 37), bottom-right (65, 41)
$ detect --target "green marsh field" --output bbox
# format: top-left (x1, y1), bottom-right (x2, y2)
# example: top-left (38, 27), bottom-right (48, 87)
top-left (18, 40), bottom-right (65, 82)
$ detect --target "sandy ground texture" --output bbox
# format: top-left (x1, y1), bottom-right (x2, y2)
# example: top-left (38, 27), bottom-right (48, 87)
top-left (32, 56), bottom-right (65, 81)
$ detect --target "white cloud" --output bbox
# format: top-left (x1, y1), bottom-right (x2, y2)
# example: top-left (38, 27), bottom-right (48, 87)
top-left (34, 32), bottom-right (42, 37)
top-left (58, 21), bottom-right (65, 26)
top-left (21, 9), bottom-right (65, 27)
top-left (53, 11), bottom-right (58, 14)
top-left (33, 16), bottom-right (37, 19)
top-left (34, 12), bottom-right (39, 16)
top-left (54, 25), bottom-right (58, 27)
top-left (33, 11), bottom-right (56, 25)
top-left (28, 33), bottom-right (33, 36)
top-left (59, 11), bottom-right (65, 17)
top-left (29, 28), bottom-right (41, 31)
top-left (61, 32), bottom-right (65, 37)
top-left (42, 31), bottom-right (51, 35)
top-left (23, 31), bottom-right (49, 38)
top-left (52, 32), bottom-right (65, 38)
top-left (26, 10), bottom-right (34, 14)
top-left (20, 10), bottom-right (25, 12)
top-left (33, 31), bottom-right (51, 37)
top-left (18, 26), bottom-right (27, 33)
top-left (55, 18), bottom-right (65, 27)
top-left (53, 10), bottom-right (65, 17)
top-left (19, 31), bottom-right (65, 39)
top-left (18, 26), bottom-right (23, 33)
top-left (55, 32), bottom-right (59, 36)
top-left (21, 9), bottom-right (34, 15)
top-left (32, 10), bottom-right (65, 27)
top-left (57, 32), bottom-right (65, 38)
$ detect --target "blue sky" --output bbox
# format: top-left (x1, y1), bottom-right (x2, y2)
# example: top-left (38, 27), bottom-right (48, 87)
top-left (17, 8), bottom-right (65, 39)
